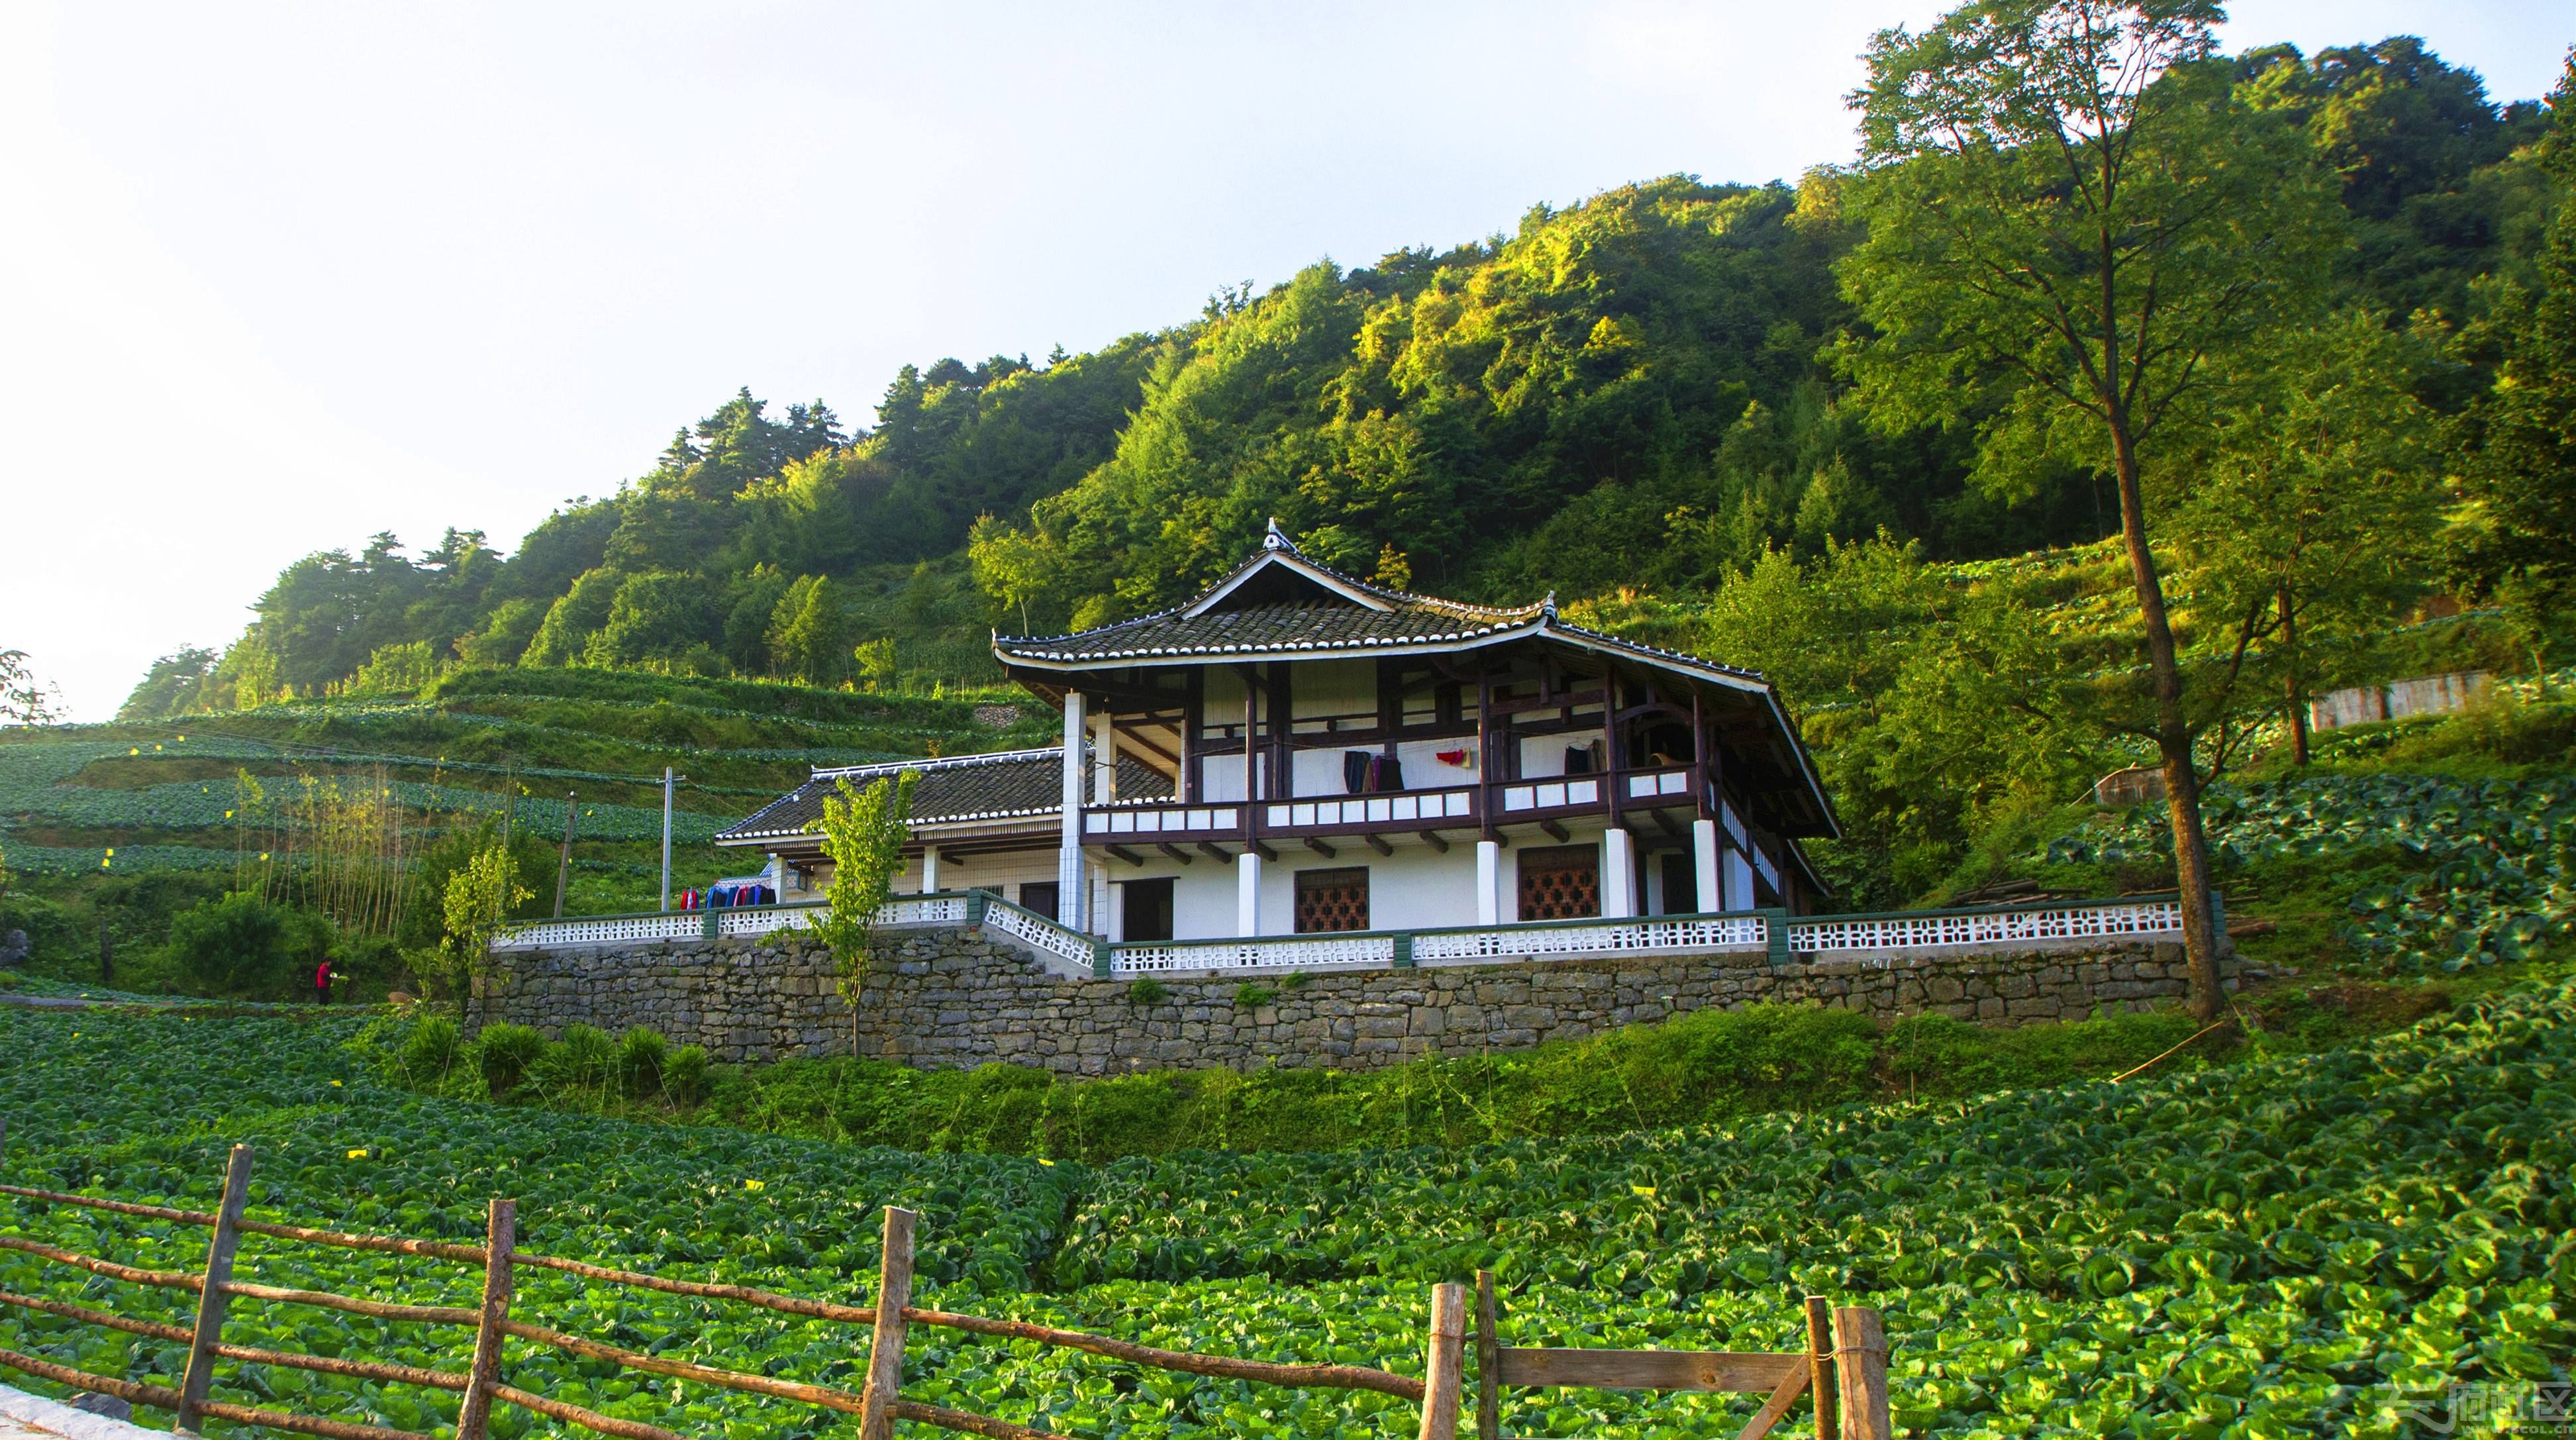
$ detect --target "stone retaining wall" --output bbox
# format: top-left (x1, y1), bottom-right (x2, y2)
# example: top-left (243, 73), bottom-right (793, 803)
top-left (476, 924), bottom-right (2235, 1072)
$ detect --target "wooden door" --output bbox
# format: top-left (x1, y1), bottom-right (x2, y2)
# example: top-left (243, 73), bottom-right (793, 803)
top-left (1295, 867), bottom-right (1371, 933)
top-left (1517, 845), bottom-right (1600, 921)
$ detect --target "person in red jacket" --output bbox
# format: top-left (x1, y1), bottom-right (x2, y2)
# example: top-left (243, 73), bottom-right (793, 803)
top-left (313, 956), bottom-right (333, 1005)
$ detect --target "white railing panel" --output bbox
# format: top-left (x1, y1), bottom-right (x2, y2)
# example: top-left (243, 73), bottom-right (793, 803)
top-left (1787, 900), bottom-right (2185, 954)
top-left (492, 913), bottom-right (699, 951)
top-left (983, 903), bottom-right (1097, 970)
top-left (1115, 933), bottom-right (1397, 975)
top-left (1412, 914), bottom-right (1769, 964)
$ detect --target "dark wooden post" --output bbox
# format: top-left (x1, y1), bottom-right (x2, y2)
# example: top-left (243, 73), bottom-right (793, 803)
top-left (1416, 1282), bottom-right (1465, 1440)
top-left (457, 1198), bottom-right (517, 1440)
top-left (1473, 1271), bottom-right (1500, 1440)
top-left (1831, 1307), bottom-right (1891, 1440)
top-left (858, 1206), bottom-right (917, 1440)
top-left (1805, 1296), bottom-right (1839, 1440)
top-left (1475, 672), bottom-right (1495, 838)
top-left (174, 1143), bottom-right (253, 1433)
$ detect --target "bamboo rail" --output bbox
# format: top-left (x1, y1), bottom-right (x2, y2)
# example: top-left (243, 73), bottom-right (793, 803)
top-left (0, 1143), bottom-right (1895, 1440)
top-left (901, 1304), bottom-right (1425, 1399)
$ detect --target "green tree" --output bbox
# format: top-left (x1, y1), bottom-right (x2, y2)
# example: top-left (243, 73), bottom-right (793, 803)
top-left (455, 598), bottom-right (547, 667)
top-left (1839, 0), bottom-right (2340, 1019)
top-left (117, 646), bottom-right (220, 721)
top-left (2169, 311), bottom-right (2441, 766)
top-left (766, 575), bottom-right (850, 682)
top-left (521, 567), bottom-right (622, 666)
top-left (2459, 54), bottom-right (2576, 680)
top-left (349, 640), bottom-right (447, 695)
top-left (0, 650), bottom-right (64, 726)
top-left (809, 770), bottom-right (917, 1056)
top-left (439, 839), bottom-right (533, 1022)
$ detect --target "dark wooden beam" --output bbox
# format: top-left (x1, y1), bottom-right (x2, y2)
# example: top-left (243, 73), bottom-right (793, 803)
top-left (1115, 725), bottom-right (1181, 768)
top-left (1363, 833), bottom-right (1393, 857)
top-left (1650, 807), bottom-right (1685, 842)
top-left (1196, 841), bottom-right (1236, 863)
top-left (1105, 844), bottom-right (1146, 868)
top-left (1420, 829), bottom-right (1450, 854)
top-left (1248, 837), bottom-right (1279, 862)
top-left (1492, 688), bottom-right (1607, 717)
top-left (1303, 837), bottom-right (1338, 859)
top-left (1155, 843), bottom-right (1195, 866)
top-left (1539, 819), bottom-right (1570, 843)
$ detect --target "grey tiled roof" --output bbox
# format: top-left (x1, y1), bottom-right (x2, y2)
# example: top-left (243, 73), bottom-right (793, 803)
top-left (995, 598), bottom-right (1546, 662)
top-left (718, 748), bottom-right (1171, 844)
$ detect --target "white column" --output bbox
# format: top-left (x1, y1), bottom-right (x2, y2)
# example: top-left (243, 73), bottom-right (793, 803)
top-left (1601, 827), bottom-right (1635, 919)
top-left (1475, 840), bottom-right (1502, 926)
top-left (1090, 712), bottom-right (1117, 804)
top-left (1692, 819), bottom-right (1722, 915)
top-left (1107, 878), bottom-right (1126, 943)
top-left (1237, 850), bottom-right (1263, 937)
top-left (920, 847), bottom-right (939, 895)
top-left (1725, 850), bottom-right (1756, 911)
top-left (1060, 692), bottom-right (1087, 930)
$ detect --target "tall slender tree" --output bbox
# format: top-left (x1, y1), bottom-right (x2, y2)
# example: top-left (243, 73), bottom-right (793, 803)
top-left (1839, 0), bottom-right (2341, 1018)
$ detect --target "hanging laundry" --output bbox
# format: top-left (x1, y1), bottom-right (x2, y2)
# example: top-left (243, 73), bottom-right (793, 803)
top-left (1435, 748), bottom-right (1471, 767)
top-left (1379, 754), bottom-right (1405, 791)
top-left (1344, 750), bottom-right (1372, 794)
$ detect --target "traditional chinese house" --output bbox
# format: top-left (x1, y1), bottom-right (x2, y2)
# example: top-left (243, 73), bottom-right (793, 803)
top-left (717, 524), bottom-right (1836, 941)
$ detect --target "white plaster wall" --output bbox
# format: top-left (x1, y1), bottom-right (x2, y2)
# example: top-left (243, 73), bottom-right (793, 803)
top-left (1252, 844), bottom-right (1485, 934)
top-left (1291, 746), bottom-right (1358, 796)
top-left (1289, 658), bottom-right (1373, 723)
top-left (1517, 729), bottom-right (1606, 779)
top-left (1201, 754), bottom-right (1266, 802)
top-left (1397, 737), bottom-right (1477, 788)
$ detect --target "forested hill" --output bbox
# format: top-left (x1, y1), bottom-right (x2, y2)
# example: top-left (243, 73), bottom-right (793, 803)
top-left (124, 36), bottom-right (2554, 716)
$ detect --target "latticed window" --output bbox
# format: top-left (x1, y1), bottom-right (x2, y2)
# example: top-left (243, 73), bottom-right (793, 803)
top-left (1518, 845), bottom-right (1599, 920)
top-left (1295, 867), bottom-right (1371, 933)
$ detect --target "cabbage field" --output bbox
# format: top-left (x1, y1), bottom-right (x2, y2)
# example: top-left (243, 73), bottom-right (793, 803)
top-left (3, 985), bottom-right (2567, 1439)
top-left (2039, 774), bottom-right (2576, 974)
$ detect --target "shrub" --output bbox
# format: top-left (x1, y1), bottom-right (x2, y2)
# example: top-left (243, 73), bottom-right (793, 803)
top-left (536, 1024), bottom-right (617, 1092)
top-left (401, 1015), bottom-right (463, 1083)
top-left (477, 1023), bottom-right (546, 1098)
top-left (0, 894), bottom-right (84, 978)
top-left (1233, 983), bottom-right (1275, 1007)
top-left (1128, 977), bottom-right (1169, 1005)
top-left (663, 1045), bottom-right (713, 1107)
top-left (166, 892), bottom-right (331, 998)
top-left (614, 1027), bottom-right (669, 1100)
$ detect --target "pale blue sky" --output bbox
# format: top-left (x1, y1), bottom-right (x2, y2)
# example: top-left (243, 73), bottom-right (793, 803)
top-left (3, 1), bottom-right (2568, 719)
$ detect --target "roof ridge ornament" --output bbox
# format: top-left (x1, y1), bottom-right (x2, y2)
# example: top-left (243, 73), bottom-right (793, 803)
top-left (1263, 518), bottom-right (1295, 553)
top-left (1540, 590), bottom-right (1558, 623)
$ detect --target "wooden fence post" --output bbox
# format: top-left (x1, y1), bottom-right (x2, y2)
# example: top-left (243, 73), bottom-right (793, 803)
top-left (1830, 1307), bottom-right (1891, 1440)
top-left (173, 1143), bottom-right (253, 1435)
top-left (1805, 1295), bottom-right (1838, 1440)
top-left (858, 1206), bottom-right (916, 1440)
top-left (1473, 1272), bottom-right (1499, 1440)
top-left (1416, 1282), bottom-right (1465, 1440)
top-left (457, 1198), bottom-right (517, 1440)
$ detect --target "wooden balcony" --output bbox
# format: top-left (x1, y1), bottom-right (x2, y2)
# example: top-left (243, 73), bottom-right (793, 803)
top-left (1079, 764), bottom-right (1707, 848)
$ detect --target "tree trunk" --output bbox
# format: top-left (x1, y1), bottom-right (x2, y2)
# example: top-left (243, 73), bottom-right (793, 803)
top-left (2109, 429), bottom-right (2224, 1023)
top-left (2281, 586), bottom-right (2310, 766)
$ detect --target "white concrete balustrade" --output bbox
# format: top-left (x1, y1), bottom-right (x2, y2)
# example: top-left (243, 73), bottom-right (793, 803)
top-left (496, 891), bottom-right (2197, 980)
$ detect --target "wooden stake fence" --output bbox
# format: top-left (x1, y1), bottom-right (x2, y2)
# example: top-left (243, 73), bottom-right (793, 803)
top-left (0, 1154), bottom-right (1893, 1440)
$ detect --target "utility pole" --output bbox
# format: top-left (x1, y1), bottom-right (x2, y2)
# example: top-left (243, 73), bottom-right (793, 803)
top-left (660, 767), bottom-right (678, 913)
top-left (552, 791), bottom-right (577, 919)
